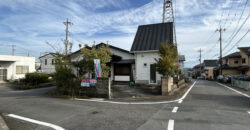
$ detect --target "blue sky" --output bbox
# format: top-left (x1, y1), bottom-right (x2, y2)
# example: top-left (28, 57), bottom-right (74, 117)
top-left (0, 0), bottom-right (249, 67)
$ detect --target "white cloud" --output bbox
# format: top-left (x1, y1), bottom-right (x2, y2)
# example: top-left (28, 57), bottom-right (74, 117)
top-left (0, 0), bottom-right (249, 68)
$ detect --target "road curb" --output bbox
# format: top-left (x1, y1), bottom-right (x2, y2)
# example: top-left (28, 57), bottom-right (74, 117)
top-left (0, 115), bottom-right (9, 130)
top-left (75, 81), bottom-right (197, 104)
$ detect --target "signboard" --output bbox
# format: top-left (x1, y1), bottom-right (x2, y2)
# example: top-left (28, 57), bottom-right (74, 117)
top-left (81, 79), bottom-right (97, 87)
top-left (94, 59), bottom-right (102, 78)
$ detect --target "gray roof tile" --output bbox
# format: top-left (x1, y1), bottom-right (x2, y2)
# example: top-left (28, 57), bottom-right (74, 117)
top-left (131, 22), bottom-right (173, 52)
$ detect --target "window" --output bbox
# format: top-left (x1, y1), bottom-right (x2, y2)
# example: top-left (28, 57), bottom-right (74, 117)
top-left (52, 59), bottom-right (54, 65)
top-left (234, 60), bottom-right (238, 64)
top-left (114, 64), bottom-right (130, 75)
top-left (45, 59), bottom-right (47, 65)
top-left (242, 58), bottom-right (246, 64)
top-left (16, 66), bottom-right (29, 74)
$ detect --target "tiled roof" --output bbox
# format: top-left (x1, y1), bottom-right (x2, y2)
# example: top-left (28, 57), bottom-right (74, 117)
top-left (178, 55), bottom-right (185, 61)
top-left (238, 47), bottom-right (250, 55)
top-left (204, 60), bottom-right (218, 67)
top-left (223, 52), bottom-right (241, 58)
top-left (130, 22), bottom-right (173, 52)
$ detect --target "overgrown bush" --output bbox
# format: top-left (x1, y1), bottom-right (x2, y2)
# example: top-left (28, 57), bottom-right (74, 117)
top-left (25, 73), bottom-right (50, 85)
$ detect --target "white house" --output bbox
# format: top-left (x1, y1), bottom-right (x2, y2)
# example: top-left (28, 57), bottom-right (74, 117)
top-left (38, 22), bottom-right (185, 85)
top-left (0, 55), bottom-right (35, 81)
top-left (130, 22), bottom-right (181, 85)
top-left (39, 53), bottom-right (56, 74)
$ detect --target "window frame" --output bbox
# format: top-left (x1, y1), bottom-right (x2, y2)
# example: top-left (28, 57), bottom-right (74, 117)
top-left (242, 58), bottom-right (246, 64)
top-left (16, 66), bottom-right (29, 74)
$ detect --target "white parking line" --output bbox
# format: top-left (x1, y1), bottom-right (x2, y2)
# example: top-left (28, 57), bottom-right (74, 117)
top-left (7, 114), bottom-right (65, 130)
top-left (168, 119), bottom-right (174, 130)
top-left (217, 83), bottom-right (250, 98)
top-left (75, 81), bottom-right (197, 105)
top-left (172, 107), bottom-right (178, 113)
top-left (248, 111), bottom-right (250, 114)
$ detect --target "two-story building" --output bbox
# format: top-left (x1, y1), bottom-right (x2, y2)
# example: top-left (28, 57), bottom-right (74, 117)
top-left (39, 53), bottom-right (56, 74)
top-left (222, 47), bottom-right (250, 76)
top-left (192, 59), bottom-right (218, 79)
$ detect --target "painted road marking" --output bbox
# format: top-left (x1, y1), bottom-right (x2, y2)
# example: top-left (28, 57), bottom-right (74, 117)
top-left (172, 107), bottom-right (178, 113)
top-left (168, 119), bottom-right (174, 130)
top-left (7, 114), bottom-right (65, 130)
top-left (178, 100), bottom-right (183, 104)
top-left (248, 111), bottom-right (250, 114)
top-left (217, 83), bottom-right (250, 98)
top-left (75, 81), bottom-right (197, 105)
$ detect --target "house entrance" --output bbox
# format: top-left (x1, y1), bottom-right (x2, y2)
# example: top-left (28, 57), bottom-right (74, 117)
top-left (0, 69), bottom-right (7, 81)
top-left (150, 64), bottom-right (156, 84)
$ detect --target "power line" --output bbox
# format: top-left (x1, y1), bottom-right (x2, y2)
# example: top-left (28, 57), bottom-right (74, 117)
top-left (224, 0), bottom-right (243, 30)
top-left (223, 13), bottom-right (250, 51)
top-left (223, 27), bottom-right (250, 56)
top-left (224, 0), bottom-right (248, 45)
top-left (221, 0), bottom-right (235, 28)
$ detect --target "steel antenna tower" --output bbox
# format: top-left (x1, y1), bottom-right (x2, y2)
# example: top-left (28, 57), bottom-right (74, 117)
top-left (162, 0), bottom-right (177, 45)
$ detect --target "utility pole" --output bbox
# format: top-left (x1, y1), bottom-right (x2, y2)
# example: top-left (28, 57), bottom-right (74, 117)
top-left (198, 48), bottom-right (202, 76)
top-left (63, 18), bottom-right (73, 56)
top-left (216, 26), bottom-right (226, 75)
top-left (12, 44), bottom-right (16, 56)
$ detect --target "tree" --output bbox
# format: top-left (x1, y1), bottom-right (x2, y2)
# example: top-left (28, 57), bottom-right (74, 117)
top-left (155, 42), bottom-right (178, 77)
top-left (81, 44), bottom-right (112, 78)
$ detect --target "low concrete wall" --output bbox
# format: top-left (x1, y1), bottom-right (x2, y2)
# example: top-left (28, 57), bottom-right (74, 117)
top-left (231, 78), bottom-right (250, 91)
top-left (162, 77), bottom-right (186, 96)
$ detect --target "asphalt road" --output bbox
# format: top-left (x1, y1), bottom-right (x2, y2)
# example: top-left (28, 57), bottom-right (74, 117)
top-left (0, 80), bottom-right (250, 130)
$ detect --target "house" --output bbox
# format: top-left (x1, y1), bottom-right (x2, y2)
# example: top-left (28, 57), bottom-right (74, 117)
top-left (39, 53), bottom-right (57, 74)
top-left (178, 55), bottom-right (186, 72)
top-left (221, 47), bottom-right (250, 76)
top-left (0, 55), bottom-right (35, 81)
top-left (203, 60), bottom-right (218, 79)
top-left (69, 43), bottom-right (135, 82)
top-left (192, 59), bottom-right (218, 79)
top-left (130, 22), bottom-right (177, 84)
top-left (192, 63), bottom-right (203, 78)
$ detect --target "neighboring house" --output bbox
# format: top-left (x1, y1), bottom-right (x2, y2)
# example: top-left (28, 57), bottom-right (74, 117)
top-left (203, 60), bottom-right (218, 79)
top-left (69, 43), bottom-right (135, 82)
top-left (0, 55), bottom-right (35, 81)
top-left (178, 55), bottom-right (185, 72)
top-left (130, 22), bottom-right (176, 85)
top-left (39, 53), bottom-right (56, 74)
top-left (192, 63), bottom-right (203, 78)
top-left (192, 60), bottom-right (218, 79)
top-left (221, 47), bottom-right (250, 76)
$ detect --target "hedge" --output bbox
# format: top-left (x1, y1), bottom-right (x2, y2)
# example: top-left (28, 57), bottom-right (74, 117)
top-left (25, 73), bottom-right (50, 85)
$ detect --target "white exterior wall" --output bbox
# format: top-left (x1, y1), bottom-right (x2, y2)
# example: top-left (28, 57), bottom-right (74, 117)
top-left (134, 51), bottom-right (162, 84)
top-left (0, 55), bottom-right (35, 80)
top-left (109, 48), bottom-right (135, 81)
top-left (110, 48), bottom-right (134, 59)
top-left (40, 54), bottom-right (56, 74)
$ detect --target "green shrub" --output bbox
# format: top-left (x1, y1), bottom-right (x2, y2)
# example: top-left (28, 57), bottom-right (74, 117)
top-left (20, 85), bottom-right (30, 90)
top-left (25, 73), bottom-right (50, 85)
